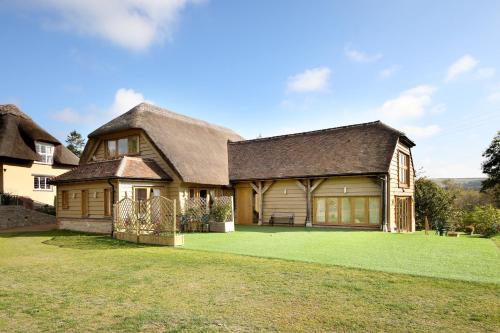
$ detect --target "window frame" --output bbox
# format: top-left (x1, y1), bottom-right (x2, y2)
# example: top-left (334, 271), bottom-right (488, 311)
top-left (313, 196), bottom-right (381, 226)
top-left (33, 175), bottom-right (52, 191)
top-left (398, 151), bottom-right (410, 188)
top-left (35, 141), bottom-right (54, 165)
top-left (105, 135), bottom-right (140, 158)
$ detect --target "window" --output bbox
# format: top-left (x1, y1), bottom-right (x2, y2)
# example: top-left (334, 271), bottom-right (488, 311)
top-left (62, 190), bottom-right (69, 209)
top-left (81, 190), bottom-right (89, 217)
top-left (34, 176), bottom-right (52, 190)
top-left (353, 197), bottom-right (367, 224)
top-left (104, 189), bottom-right (111, 216)
top-left (341, 197), bottom-right (351, 224)
top-left (398, 151), bottom-right (410, 187)
top-left (315, 198), bottom-right (326, 224)
top-left (35, 142), bottom-right (54, 164)
top-left (314, 196), bottom-right (381, 225)
top-left (106, 136), bottom-right (139, 158)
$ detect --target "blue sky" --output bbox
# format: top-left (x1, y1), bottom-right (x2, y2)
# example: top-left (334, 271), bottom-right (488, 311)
top-left (1, 0), bottom-right (499, 177)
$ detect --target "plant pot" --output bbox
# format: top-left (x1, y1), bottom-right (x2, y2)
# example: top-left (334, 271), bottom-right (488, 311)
top-left (209, 221), bottom-right (234, 233)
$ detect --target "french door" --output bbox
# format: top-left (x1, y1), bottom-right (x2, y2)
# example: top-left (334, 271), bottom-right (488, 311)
top-left (313, 196), bottom-right (381, 226)
top-left (395, 196), bottom-right (411, 232)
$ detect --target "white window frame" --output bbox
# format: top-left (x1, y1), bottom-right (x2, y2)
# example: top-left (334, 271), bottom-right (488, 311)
top-left (33, 176), bottom-right (52, 191)
top-left (35, 141), bottom-right (54, 165)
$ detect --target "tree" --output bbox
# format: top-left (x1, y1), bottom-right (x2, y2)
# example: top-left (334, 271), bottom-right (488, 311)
top-left (481, 131), bottom-right (500, 206)
top-left (415, 178), bottom-right (454, 230)
top-left (65, 130), bottom-right (85, 157)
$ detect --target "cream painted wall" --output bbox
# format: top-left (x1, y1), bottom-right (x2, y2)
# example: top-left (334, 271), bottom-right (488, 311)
top-left (2, 162), bottom-right (73, 205)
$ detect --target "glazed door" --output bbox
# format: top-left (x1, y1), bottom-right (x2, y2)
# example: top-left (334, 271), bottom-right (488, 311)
top-left (395, 196), bottom-right (411, 232)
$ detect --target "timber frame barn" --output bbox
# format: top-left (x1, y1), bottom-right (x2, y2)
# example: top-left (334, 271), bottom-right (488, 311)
top-left (51, 102), bottom-right (416, 233)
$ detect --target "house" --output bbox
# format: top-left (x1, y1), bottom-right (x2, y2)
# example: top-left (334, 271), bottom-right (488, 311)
top-left (50, 103), bottom-right (243, 233)
top-left (0, 104), bottom-right (79, 206)
top-left (228, 121), bottom-right (415, 232)
top-left (51, 102), bottom-right (415, 233)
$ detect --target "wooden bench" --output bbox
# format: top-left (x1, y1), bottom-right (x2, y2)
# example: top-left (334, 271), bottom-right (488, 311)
top-left (269, 212), bottom-right (294, 226)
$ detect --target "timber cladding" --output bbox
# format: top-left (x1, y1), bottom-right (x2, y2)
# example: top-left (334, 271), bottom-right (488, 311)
top-left (388, 140), bottom-right (415, 232)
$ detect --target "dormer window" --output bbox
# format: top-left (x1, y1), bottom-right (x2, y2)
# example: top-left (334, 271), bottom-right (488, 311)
top-left (106, 136), bottom-right (139, 158)
top-left (35, 141), bottom-right (54, 164)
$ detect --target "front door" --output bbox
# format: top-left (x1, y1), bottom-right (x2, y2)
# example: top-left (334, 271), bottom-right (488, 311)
top-left (395, 196), bottom-right (411, 232)
top-left (236, 186), bottom-right (253, 224)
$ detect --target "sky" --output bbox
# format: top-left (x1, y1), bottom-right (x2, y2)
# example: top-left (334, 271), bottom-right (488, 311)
top-left (0, 0), bottom-right (499, 178)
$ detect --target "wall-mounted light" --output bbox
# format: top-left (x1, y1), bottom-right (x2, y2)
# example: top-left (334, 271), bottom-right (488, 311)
top-left (284, 188), bottom-right (288, 195)
top-left (343, 186), bottom-right (347, 194)
top-left (72, 192), bottom-right (77, 199)
top-left (94, 192), bottom-right (98, 199)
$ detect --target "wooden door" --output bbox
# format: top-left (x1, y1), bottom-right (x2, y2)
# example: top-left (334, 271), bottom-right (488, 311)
top-left (236, 186), bottom-right (253, 225)
top-left (81, 190), bottom-right (88, 217)
top-left (395, 196), bottom-right (411, 232)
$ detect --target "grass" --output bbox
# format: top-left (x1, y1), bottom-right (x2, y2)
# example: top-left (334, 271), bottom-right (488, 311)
top-left (184, 226), bottom-right (500, 284)
top-left (0, 231), bottom-right (499, 332)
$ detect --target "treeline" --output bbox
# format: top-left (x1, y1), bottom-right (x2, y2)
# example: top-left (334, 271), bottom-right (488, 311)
top-left (415, 131), bottom-right (499, 237)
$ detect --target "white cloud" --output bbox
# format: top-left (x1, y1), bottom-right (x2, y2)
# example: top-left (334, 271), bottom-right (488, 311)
top-left (401, 125), bottom-right (441, 139)
top-left (109, 88), bottom-right (152, 115)
top-left (24, 0), bottom-right (203, 51)
top-left (379, 65), bottom-right (400, 79)
top-left (445, 54), bottom-right (478, 82)
top-left (345, 45), bottom-right (382, 63)
top-left (376, 85), bottom-right (437, 120)
top-left (487, 91), bottom-right (500, 102)
top-left (51, 88), bottom-right (152, 126)
top-left (50, 107), bottom-right (88, 124)
top-left (475, 67), bottom-right (496, 79)
top-left (287, 67), bottom-right (331, 93)
top-left (429, 103), bottom-right (446, 115)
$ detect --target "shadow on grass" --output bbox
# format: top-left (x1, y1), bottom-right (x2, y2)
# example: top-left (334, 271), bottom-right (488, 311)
top-left (0, 229), bottom-right (155, 250)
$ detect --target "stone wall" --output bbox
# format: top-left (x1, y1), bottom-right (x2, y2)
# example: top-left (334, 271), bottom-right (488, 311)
top-left (58, 218), bottom-right (112, 234)
top-left (0, 206), bottom-right (56, 229)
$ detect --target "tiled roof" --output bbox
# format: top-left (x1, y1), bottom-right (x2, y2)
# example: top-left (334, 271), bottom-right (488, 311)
top-left (228, 121), bottom-right (414, 181)
top-left (50, 156), bottom-right (171, 183)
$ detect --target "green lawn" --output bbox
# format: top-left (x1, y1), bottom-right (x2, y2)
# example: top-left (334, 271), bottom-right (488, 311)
top-left (184, 226), bottom-right (500, 284)
top-left (0, 230), bottom-right (499, 332)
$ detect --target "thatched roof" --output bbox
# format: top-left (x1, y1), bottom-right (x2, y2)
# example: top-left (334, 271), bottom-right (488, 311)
top-left (51, 156), bottom-right (171, 184)
top-left (0, 104), bottom-right (79, 166)
top-left (228, 121), bottom-right (415, 181)
top-left (82, 103), bottom-right (243, 185)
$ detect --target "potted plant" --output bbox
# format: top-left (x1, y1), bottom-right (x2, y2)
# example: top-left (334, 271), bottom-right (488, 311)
top-left (209, 199), bottom-right (234, 232)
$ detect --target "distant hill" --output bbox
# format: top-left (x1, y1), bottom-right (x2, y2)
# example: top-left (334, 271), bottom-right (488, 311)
top-left (431, 178), bottom-right (486, 191)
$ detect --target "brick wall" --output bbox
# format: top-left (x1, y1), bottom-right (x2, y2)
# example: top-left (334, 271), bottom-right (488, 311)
top-left (0, 206), bottom-right (56, 229)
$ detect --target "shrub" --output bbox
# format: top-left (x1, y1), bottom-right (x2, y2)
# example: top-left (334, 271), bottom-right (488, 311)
top-left (415, 178), bottom-right (454, 230)
top-left (210, 201), bottom-right (232, 222)
top-left (465, 205), bottom-right (499, 237)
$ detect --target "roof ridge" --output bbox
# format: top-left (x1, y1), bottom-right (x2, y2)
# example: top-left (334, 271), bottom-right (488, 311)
top-left (136, 102), bottom-right (240, 136)
top-left (0, 104), bottom-right (32, 120)
top-left (228, 120), bottom-right (387, 145)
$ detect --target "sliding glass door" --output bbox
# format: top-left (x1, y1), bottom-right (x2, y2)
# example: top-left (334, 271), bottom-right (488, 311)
top-left (314, 196), bottom-right (381, 226)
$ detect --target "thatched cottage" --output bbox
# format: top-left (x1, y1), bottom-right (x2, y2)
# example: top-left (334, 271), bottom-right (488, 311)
top-left (0, 104), bottom-right (79, 205)
top-left (51, 103), bottom-right (415, 233)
